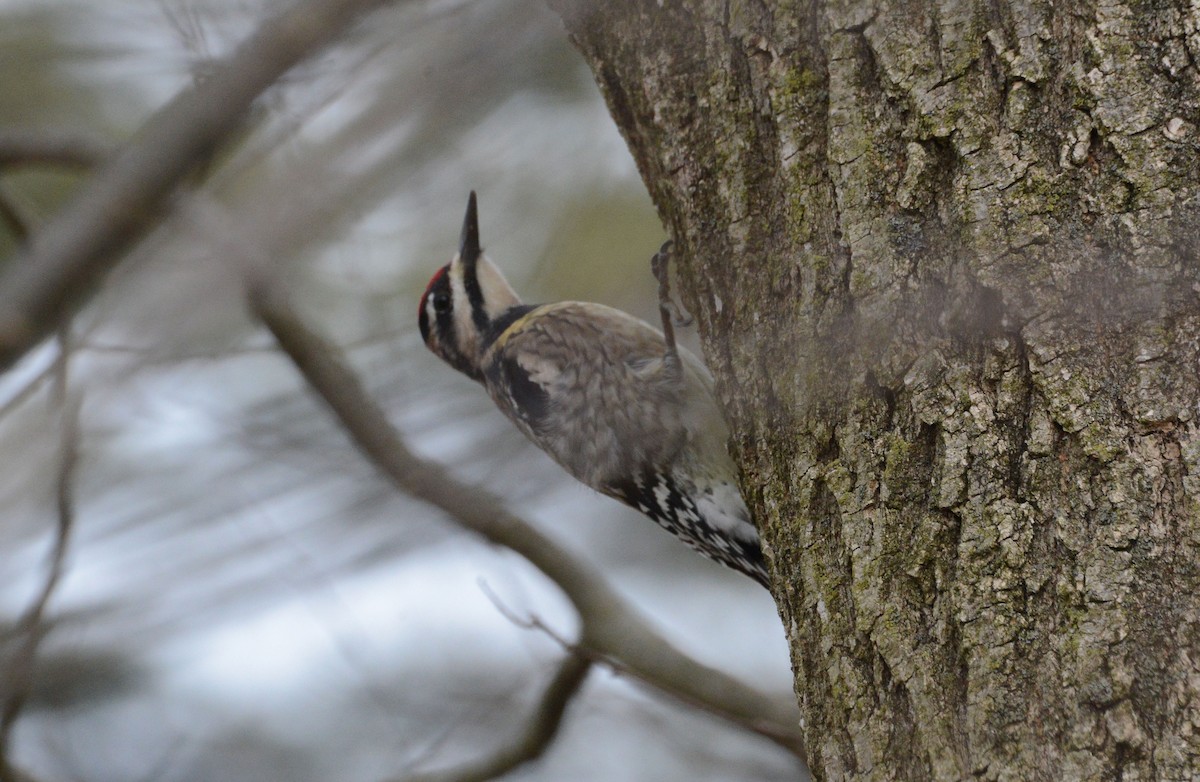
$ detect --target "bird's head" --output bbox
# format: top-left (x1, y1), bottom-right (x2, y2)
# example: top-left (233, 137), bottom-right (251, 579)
top-left (419, 191), bottom-right (522, 381)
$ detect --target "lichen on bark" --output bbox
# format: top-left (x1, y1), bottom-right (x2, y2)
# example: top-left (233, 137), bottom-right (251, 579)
top-left (551, 1), bottom-right (1200, 779)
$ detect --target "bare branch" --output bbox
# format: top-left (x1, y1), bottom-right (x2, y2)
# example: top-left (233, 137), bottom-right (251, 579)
top-left (476, 581), bottom-right (582, 655)
top-left (479, 583), bottom-right (806, 760)
top-left (249, 287), bottom-right (806, 762)
top-left (0, 0), bottom-right (400, 373)
top-left (0, 391), bottom-right (79, 782)
top-left (0, 129), bottom-right (110, 170)
top-left (0, 187), bottom-right (30, 246)
top-left (400, 653), bottom-right (592, 782)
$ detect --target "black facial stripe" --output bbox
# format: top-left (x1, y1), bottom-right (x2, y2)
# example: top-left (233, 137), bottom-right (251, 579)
top-left (419, 269), bottom-right (451, 344)
top-left (456, 193), bottom-right (491, 334)
top-left (434, 311), bottom-right (482, 381)
top-left (420, 266), bottom-right (450, 345)
top-left (418, 296), bottom-right (432, 343)
top-left (422, 297), bottom-right (458, 351)
top-left (436, 304), bottom-right (456, 346)
top-left (461, 256), bottom-right (491, 334)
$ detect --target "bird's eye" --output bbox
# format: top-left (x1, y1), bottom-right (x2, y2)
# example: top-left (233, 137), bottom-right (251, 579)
top-left (432, 291), bottom-right (451, 313)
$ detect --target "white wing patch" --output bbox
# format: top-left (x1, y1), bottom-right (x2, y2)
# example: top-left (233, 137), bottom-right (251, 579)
top-left (515, 351), bottom-right (561, 390)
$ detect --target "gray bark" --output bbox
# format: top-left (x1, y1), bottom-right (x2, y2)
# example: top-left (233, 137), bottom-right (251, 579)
top-left (550, 1), bottom-right (1200, 780)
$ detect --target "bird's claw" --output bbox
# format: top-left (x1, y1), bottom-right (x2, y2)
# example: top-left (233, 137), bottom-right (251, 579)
top-left (651, 240), bottom-right (693, 328)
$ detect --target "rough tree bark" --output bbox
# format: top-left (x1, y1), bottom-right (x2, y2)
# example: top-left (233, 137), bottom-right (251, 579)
top-left (550, 1), bottom-right (1200, 780)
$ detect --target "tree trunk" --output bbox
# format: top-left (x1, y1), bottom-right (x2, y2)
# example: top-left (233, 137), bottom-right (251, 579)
top-left (549, 1), bottom-right (1200, 779)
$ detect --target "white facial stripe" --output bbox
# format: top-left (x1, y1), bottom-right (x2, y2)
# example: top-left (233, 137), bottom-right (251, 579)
top-left (446, 254), bottom-right (479, 359)
top-left (475, 256), bottom-right (521, 320)
top-left (425, 295), bottom-right (438, 329)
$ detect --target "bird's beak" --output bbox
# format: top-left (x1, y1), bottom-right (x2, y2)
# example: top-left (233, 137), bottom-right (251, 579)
top-left (459, 191), bottom-right (481, 268)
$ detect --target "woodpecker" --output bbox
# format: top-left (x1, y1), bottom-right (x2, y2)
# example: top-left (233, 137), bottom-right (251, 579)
top-left (418, 192), bottom-right (767, 587)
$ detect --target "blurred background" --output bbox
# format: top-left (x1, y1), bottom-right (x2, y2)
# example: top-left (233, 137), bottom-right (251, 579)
top-left (0, 1), bottom-right (796, 780)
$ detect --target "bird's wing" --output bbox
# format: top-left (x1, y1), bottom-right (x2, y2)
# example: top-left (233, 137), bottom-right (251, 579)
top-left (481, 302), bottom-right (688, 486)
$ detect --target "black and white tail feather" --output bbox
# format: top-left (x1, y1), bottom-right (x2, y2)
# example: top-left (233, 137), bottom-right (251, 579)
top-left (419, 192), bottom-right (767, 587)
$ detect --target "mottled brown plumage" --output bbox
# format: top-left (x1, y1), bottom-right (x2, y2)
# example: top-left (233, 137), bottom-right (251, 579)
top-left (419, 193), bottom-right (766, 585)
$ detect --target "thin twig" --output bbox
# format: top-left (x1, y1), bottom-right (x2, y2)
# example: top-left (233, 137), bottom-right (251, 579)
top-left (475, 580), bottom-right (577, 647)
top-left (399, 653), bottom-right (592, 782)
top-left (249, 287), bottom-right (806, 763)
top-left (0, 391), bottom-right (79, 782)
top-left (0, 0), bottom-right (401, 373)
top-left (479, 583), bottom-right (805, 755)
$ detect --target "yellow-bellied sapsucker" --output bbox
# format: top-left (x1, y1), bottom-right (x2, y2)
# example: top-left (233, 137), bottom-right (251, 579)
top-left (418, 193), bottom-right (766, 587)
